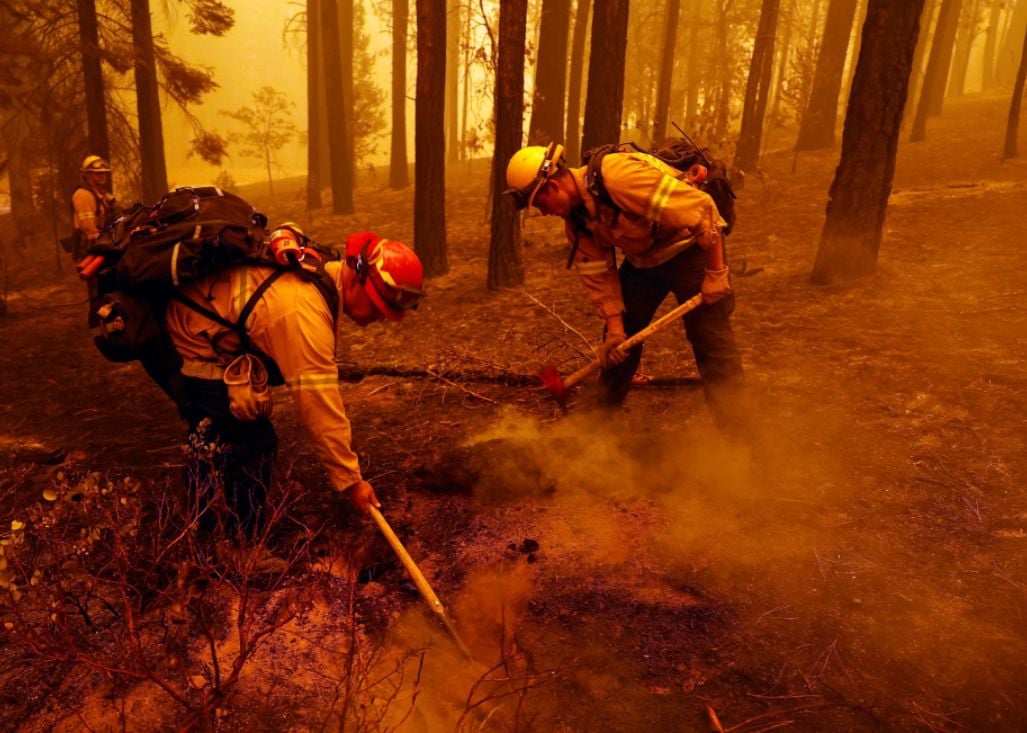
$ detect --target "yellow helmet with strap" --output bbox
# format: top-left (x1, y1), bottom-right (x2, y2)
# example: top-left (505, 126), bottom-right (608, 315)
top-left (80, 155), bottom-right (112, 173)
top-left (503, 142), bottom-right (566, 210)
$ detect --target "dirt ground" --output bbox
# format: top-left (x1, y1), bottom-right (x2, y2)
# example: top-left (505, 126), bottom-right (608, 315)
top-left (1, 91), bottom-right (1025, 731)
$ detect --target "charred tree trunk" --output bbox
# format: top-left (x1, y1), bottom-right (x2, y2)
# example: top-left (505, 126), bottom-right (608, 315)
top-left (489, 0), bottom-right (528, 289)
top-left (446, 0), bottom-right (461, 162)
top-left (130, 0), bottom-right (168, 202)
top-left (390, 0), bottom-right (410, 188)
top-left (565, 0), bottom-right (592, 163)
top-left (307, 0), bottom-right (323, 209)
top-left (812, 0), bottom-right (926, 285)
top-left (1002, 18), bottom-right (1027, 160)
top-left (795, 0), bottom-right (859, 151)
top-left (322, 0), bottom-right (354, 213)
top-left (581, 0), bottom-right (630, 153)
top-left (415, 0), bottom-right (448, 276)
top-left (652, 0), bottom-right (681, 143)
top-left (734, 0), bottom-right (780, 180)
top-left (77, 0), bottom-right (109, 160)
top-left (529, 0), bottom-right (571, 145)
top-left (909, 0), bottom-right (963, 141)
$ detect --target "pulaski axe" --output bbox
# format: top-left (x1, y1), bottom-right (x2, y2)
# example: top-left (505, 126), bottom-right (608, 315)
top-left (368, 506), bottom-right (476, 661)
top-left (539, 293), bottom-right (704, 405)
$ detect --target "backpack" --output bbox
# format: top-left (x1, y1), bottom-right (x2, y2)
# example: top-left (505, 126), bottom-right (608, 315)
top-left (581, 139), bottom-right (737, 235)
top-left (83, 186), bottom-right (339, 397)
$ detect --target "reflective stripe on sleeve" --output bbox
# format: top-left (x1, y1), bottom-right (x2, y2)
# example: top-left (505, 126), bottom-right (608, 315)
top-left (646, 175), bottom-right (677, 223)
top-left (286, 373), bottom-right (341, 391)
top-left (574, 260), bottom-right (613, 274)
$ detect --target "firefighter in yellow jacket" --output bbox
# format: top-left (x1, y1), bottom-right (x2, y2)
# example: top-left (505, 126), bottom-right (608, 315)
top-left (67, 155), bottom-right (120, 260)
top-left (164, 230), bottom-right (425, 533)
top-left (505, 143), bottom-right (746, 434)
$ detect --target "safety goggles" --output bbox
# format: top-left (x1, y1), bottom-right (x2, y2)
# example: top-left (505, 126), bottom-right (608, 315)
top-left (365, 257), bottom-right (425, 311)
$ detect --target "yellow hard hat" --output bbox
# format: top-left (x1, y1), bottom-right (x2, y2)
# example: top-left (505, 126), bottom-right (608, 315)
top-left (504, 142), bottom-right (566, 210)
top-left (80, 155), bottom-right (112, 173)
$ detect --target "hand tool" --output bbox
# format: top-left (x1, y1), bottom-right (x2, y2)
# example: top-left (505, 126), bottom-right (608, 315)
top-left (368, 505), bottom-right (475, 661)
top-left (539, 293), bottom-right (703, 405)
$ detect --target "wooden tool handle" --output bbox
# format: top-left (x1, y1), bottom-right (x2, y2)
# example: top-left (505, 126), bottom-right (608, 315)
top-left (369, 506), bottom-right (445, 615)
top-left (563, 293), bottom-right (704, 391)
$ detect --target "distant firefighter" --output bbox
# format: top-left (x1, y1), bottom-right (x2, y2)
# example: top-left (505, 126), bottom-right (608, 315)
top-left (63, 155), bottom-right (121, 261)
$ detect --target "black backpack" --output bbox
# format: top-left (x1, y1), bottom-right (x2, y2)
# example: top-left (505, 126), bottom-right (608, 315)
top-left (84, 186), bottom-right (339, 396)
top-left (581, 139), bottom-right (737, 235)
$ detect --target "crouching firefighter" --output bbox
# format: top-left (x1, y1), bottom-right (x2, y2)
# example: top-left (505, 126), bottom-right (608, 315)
top-left (163, 228), bottom-right (425, 536)
top-left (504, 142), bottom-right (748, 437)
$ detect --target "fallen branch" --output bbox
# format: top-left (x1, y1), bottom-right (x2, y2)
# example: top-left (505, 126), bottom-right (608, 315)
top-left (426, 367), bottom-right (497, 404)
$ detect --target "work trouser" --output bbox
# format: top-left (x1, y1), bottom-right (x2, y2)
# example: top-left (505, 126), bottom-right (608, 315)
top-left (598, 244), bottom-right (749, 437)
top-left (180, 376), bottom-right (277, 538)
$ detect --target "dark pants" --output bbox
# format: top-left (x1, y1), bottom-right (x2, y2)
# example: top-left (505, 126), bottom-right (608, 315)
top-left (180, 376), bottom-right (277, 538)
top-left (598, 245), bottom-right (749, 437)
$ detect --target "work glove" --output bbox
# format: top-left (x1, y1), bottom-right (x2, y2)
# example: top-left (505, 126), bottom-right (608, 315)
top-left (701, 266), bottom-right (732, 304)
top-left (346, 480), bottom-right (382, 515)
top-left (598, 331), bottom-right (628, 369)
top-left (223, 354), bottom-right (274, 421)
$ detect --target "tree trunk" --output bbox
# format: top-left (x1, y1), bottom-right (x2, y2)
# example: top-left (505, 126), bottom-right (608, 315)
top-left (996, 0), bottom-right (1027, 85)
top-left (684, 0), bottom-right (703, 130)
top-left (581, 0), bottom-right (630, 153)
top-left (390, 0), bottom-right (410, 188)
top-left (768, 0), bottom-right (796, 125)
top-left (446, 0), bottom-right (461, 162)
top-left (981, 0), bottom-right (1003, 90)
top-left (7, 113), bottom-right (37, 248)
top-left (130, 0), bottom-right (168, 202)
top-left (909, 0), bottom-right (963, 141)
top-left (322, 0), bottom-right (354, 213)
top-left (947, 0), bottom-right (980, 98)
top-left (489, 0), bottom-right (528, 289)
top-left (529, 0), bottom-right (571, 145)
top-left (565, 0), bottom-right (592, 163)
top-left (340, 0), bottom-right (355, 188)
top-left (307, 0), bottom-right (323, 209)
top-left (1002, 17), bottom-right (1027, 160)
top-left (905, 0), bottom-right (938, 129)
top-left (77, 0), bottom-right (110, 160)
top-left (795, 0), bottom-right (859, 151)
top-left (415, 0), bottom-right (448, 276)
top-left (734, 0), bottom-right (780, 179)
top-left (652, 0), bottom-right (681, 143)
top-left (711, 0), bottom-right (735, 140)
top-left (812, 0), bottom-right (926, 285)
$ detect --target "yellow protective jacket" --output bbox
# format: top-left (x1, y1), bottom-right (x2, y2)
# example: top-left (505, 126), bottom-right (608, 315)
top-left (164, 261), bottom-right (363, 493)
top-left (72, 185), bottom-right (117, 242)
top-left (566, 152), bottom-right (726, 319)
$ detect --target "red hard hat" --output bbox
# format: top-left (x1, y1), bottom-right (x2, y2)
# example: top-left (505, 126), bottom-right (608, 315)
top-left (345, 231), bottom-right (425, 321)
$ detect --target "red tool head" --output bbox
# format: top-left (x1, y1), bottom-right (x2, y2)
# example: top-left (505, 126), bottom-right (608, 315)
top-left (538, 363), bottom-right (570, 404)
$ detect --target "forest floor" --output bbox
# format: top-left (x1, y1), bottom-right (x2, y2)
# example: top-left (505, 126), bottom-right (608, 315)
top-left (1, 91), bottom-right (1025, 732)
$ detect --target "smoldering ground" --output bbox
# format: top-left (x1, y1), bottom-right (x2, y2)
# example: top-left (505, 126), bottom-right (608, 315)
top-left (373, 353), bottom-right (1024, 732)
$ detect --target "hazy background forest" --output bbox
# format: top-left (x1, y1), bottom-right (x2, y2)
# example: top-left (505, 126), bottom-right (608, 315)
top-left (1, 0), bottom-right (1026, 731)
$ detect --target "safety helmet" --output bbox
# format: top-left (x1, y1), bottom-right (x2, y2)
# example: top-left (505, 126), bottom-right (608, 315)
top-left (345, 231), bottom-right (425, 322)
top-left (80, 155), bottom-right (112, 173)
top-left (503, 142), bottom-right (566, 210)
